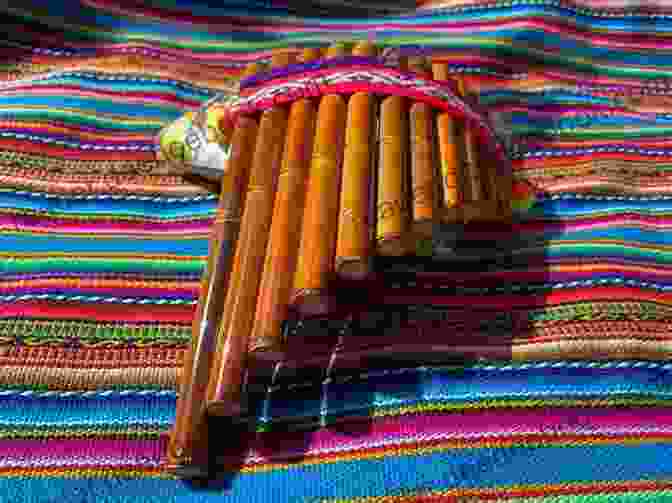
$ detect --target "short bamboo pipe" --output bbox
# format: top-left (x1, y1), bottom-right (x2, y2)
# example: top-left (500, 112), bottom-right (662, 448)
top-left (335, 41), bottom-right (377, 279)
top-left (248, 47), bottom-right (322, 358)
top-left (431, 61), bottom-right (462, 223)
top-left (376, 55), bottom-right (411, 256)
top-left (290, 43), bottom-right (348, 316)
top-left (455, 76), bottom-right (499, 223)
top-left (407, 56), bottom-right (436, 241)
top-left (166, 63), bottom-right (260, 470)
top-left (201, 53), bottom-right (293, 423)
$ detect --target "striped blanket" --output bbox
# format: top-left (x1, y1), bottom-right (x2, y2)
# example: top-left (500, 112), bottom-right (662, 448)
top-left (2, 1), bottom-right (672, 501)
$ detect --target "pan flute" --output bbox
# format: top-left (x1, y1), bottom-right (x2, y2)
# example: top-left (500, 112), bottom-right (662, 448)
top-left (166, 42), bottom-right (513, 477)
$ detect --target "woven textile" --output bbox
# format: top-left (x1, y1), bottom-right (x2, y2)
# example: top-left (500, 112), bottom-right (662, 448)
top-left (2, 1), bottom-right (672, 501)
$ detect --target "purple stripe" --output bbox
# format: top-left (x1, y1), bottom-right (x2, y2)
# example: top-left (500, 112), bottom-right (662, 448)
top-left (0, 438), bottom-right (166, 468)
top-left (2, 287), bottom-right (197, 298)
top-left (2, 215), bottom-right (212, 234)
top-left (238, 407), bottom-right (672, 463)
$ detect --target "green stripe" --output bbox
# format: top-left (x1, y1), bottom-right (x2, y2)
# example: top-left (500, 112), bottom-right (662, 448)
top-left (0, 256), bottom-right (204, 275)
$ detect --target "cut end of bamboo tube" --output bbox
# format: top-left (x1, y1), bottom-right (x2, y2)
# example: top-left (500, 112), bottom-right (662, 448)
top-left (412, 219), bottom-right (433, 240)
top-left (248, 335), bottom-right (287, 362)
top-left (290, 289), bottom-right (337, 317)
top-left (207, 398), bottom-right (246, 418)
top-left (335, 257), bottom-right (374, 280)
top-left (377, 235), bottom-right (410, 257)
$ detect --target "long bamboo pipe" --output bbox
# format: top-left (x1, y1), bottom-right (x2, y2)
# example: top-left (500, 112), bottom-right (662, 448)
top-left (248, 47), bottom-right (322, 359)
top-left (185, 53), bottom-right (294, 471)
top-left (290, 43), bottom-right (349, 316)
top-left (166, 63), bottom-right (261, 471)
top-left (335, 41), bottom-right (378, 279)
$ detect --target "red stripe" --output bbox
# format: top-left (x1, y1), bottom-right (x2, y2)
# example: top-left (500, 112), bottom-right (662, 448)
top-left (0, 300), bottom-right (194, 323)
top-left (0, 138), bottom-right (153, 160)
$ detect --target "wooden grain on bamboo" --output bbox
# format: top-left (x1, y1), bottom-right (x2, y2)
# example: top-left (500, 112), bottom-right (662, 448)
top-left (248, 47), bottom-right (322, 358)
top-left (335, 41), bottom-right (377, 279)
top-left (205, 105), bottom-right (289, 418)
top-left (166, 63), bottom-right (261, 471)
top-left (407, 57), bottom-right (436, 240)
top-left (291, 43), bottom-right (348, 316)
top-left (431, 61), bottom-right (462, 223)
top-left (376, 56), bottom-right (410, 256)
top-left (201, 53), bottom-right (293, 421)
top-left (455, 76), bottom-right (498, 223)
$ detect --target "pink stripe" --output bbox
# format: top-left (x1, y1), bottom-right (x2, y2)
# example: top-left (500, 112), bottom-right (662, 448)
top-left (241, 407), bottom-right (672, 463)
top-left (0, 438), bottom-right (167, 468)
top-left (0, 215), bottom-right (212, 235)
top-left (0, 86), bottom-right (201, 109)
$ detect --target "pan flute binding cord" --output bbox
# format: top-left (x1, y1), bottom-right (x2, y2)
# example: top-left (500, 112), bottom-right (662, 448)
top-left (408, 56), bottom-right (436, 242)
top-left (376, 55), bottom-right (411, 256)
top-left (202, 53), bottom-right (293, 426)
top-left (431, 60), bottom-right (462, 224)
top-left (290, 43), bottom-right (348, 317)
top-left (248, 47), bottom-right (322, 358)
top-left (166, 64), bottom-right (260, 471)
top-left (335, 41), bottom-right (378, 280)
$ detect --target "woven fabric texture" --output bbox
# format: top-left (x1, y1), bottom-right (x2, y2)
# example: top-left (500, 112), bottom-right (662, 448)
top-left (2, 1), bottom-right (672, 501)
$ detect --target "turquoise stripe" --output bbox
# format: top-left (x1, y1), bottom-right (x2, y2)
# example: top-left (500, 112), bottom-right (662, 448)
top-left (0, 234), bottom-right (209, 256)
top-left (0, 394), bottom-right (175, 429)
top-left (28, 76), bottom-right (216, 100)
top-left (1, 444), bottom-right (671, 502)
top-left (3, 364), bottom-right (669, 429)
top-left (260, 363), bottom-right (672, 423)
top-left (531, 198), bottom-right (672, 218)
top-left (0, 96), bottom-right (182, 120)
top-left (0, 192), bottom-right (217, 219)
top-left (545, 228), bottom-right (672, 247)
top-left (0, 258), bottom-right (204, 276)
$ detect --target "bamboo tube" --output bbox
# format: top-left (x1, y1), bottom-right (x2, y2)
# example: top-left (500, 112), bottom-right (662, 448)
top-left (431, 61), bottom-right (462, 223)
top-left (335, 41), bottom-right (377, 279)
top-left (455, 76), bottom-right (498, 223)
top-left (204, 103), bottom-right (289, 419)
top-left (166, 63), bottom-right (261, 471)
top-left (458, 80), bottom-right (485, 202)
top-left (291, 43), bottom-right (348, 316)
top-left (407, 56), bottom-right (436, 241)
top-left (248, 47), bottom-right (322, 358)
top-left (376, 55), bottom-right (410, 256)
top-left (191, 54), bottom-right (291, 464)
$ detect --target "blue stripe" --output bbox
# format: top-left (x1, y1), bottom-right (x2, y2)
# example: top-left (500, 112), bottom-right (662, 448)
top-left (530, 198), bottom-right (672, 218)
top-left (0, 395), bottom-right (175, 429)
top-left (0, 193), bottom-right (217, 219)
top-left (0, 234), bottom-right (209, 256)
top-left (1, 444), bottom-right (672, 502)
top-left (0, 96), bottom-right (182, 120)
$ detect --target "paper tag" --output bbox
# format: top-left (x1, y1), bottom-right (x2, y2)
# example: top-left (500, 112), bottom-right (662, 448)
top-left (157, 91), bottom-right (237, 182)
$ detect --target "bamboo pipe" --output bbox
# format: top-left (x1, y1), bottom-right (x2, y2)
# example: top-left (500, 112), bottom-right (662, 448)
top-left (166, 63), bottom-right (261, 471)
top-left (290, 43), bottom-right (348, 316)
top-left (200, 53), bottom-right (293, 424)
top-left (455, 75), bottom-right (501, 223)
top-left (335, 41), bottom-right (377, 279)
top-left (376, 56), bottom-right (410, 256)
top-left (248, 47), bottom-right (322, 358)
top-left (431, 62), bottom-right (462, 223)
top-left (407, 56), bottom-right (436, 242)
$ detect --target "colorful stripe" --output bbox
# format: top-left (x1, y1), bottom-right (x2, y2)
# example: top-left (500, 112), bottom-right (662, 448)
top-left (4, 0), bottom-right (672, 501)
